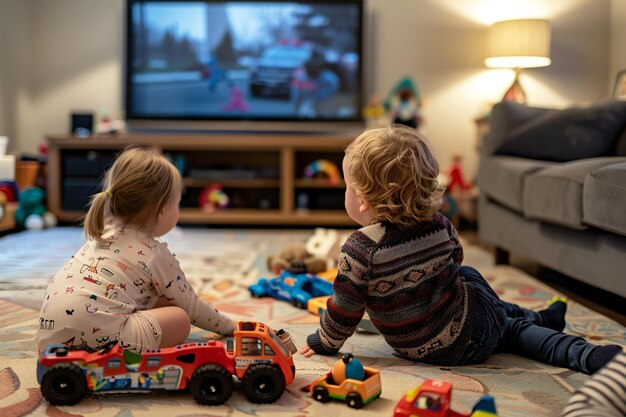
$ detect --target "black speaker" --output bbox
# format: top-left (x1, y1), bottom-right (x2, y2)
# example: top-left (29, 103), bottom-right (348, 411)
top-left (70, 113), bottom-right (94, 138)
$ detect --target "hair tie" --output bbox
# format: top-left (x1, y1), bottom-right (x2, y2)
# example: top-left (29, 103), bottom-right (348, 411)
top-left (105, 189), bottom-right (113, 198)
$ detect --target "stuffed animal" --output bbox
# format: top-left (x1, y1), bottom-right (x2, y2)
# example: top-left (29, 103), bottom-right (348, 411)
top-left (14, 187), bottom-right (57, 230)
top-left (266, 242), bottom-right (327, 275)
top-left (305, 228), bottom-right (349, 270)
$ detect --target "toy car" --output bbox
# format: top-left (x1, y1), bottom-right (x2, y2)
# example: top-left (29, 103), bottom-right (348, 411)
top-left (393, 379), bottom-right (498, 417)
top-left (307, 295), bottom-right (330, 316)
top-left (248, 270), bottom-right (333, 309)
top-left (37, 321), bottom-right (296, 406)
top-left (305, 354), bottom-right (381, 409)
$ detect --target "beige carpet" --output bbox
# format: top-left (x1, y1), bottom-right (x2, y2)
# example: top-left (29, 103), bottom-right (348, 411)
top-left (0, 227), bottom-right (624, 417)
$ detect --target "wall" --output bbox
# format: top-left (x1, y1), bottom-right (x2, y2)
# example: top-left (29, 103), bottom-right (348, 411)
top-left (0, 0), bottom-right (35, 155)
top-left (0, 0), bottom-right (619, 179)
top-left (610, 0), bottom-right (626, 94)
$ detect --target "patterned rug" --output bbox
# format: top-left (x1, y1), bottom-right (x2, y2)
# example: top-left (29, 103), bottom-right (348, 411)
top-left (0, 227), bottom-right (624, 417)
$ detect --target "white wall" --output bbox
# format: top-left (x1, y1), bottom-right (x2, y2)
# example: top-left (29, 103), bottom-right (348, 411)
top-left (0, 0), bottom-right (620, 179)
top-left (0, 0), bottom-right (35, 155)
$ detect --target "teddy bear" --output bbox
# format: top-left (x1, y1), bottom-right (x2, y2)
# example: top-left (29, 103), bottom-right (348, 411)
top-left (266, 242), bottom-right (328, 275)
top-left (14, 187), bottom-right (57, 230)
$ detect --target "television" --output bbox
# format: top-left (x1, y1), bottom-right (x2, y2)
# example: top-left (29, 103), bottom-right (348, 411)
top-left (125, 0), bottom-right (365, 131)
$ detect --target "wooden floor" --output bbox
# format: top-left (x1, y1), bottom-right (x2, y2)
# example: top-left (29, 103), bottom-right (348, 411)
top-left (463, 230), bottom-right (626, 327)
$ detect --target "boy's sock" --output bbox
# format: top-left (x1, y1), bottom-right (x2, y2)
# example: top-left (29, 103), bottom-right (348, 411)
top-left (538, 297), bottom-right (567, 331)
top-left (586, 345), bottom-right (623, 374)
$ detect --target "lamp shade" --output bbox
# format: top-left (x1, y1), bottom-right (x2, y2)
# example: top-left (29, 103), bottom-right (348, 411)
top-left (485, 19), bottom-right (551, 69)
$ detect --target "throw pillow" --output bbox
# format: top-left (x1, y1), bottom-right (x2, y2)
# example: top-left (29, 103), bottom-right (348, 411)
top-left (495, 100), bottom-right (626, 162)
top-left (484, 101), bottom-right (555, 155)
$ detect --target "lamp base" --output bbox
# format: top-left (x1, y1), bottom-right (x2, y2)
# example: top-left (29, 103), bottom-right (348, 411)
top-left (502, 68), bottom-right (526, 104)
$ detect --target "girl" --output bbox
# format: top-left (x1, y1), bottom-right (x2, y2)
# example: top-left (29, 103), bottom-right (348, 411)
top-left (36, 147), bottom-right (235, 353)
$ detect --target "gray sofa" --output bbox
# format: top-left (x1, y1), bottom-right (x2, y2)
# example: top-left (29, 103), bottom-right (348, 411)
top-left (477, 100), bottom-right (626, 298)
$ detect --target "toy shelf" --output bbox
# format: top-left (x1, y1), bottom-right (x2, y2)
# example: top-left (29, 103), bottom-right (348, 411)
top-left (46, 133), bottom-right (357, 226)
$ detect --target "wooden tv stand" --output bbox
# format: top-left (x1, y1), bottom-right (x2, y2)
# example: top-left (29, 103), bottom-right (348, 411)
top-left (46, 133), bottom-right (357, 226)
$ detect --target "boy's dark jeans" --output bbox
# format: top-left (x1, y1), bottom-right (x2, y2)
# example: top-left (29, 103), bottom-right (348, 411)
top-left (458, 266), bottom-right (596, 374)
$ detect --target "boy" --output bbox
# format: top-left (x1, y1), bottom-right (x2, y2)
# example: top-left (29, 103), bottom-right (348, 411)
top-left (300, 125), bottom-right (621, 374)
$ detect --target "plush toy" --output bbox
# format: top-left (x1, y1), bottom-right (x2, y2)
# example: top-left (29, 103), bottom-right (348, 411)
top-left (266, 242), bottom-right (327, 275)
top-left (199, 184), bottom-right (229, 212)
top-left (305, 228), bottom-right (348, 270)
top-left (384, 76), bottom-right (423, 129)
top-left (14, 187), bottom-right (57, 230)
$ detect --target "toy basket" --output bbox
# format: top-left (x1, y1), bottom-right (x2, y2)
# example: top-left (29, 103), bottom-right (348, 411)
top-left (15, 161), bottom-right (39, 191)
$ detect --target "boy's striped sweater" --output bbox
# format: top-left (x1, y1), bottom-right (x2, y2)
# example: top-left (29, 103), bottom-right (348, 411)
top-left (307, 212), bottom-right (476, 365)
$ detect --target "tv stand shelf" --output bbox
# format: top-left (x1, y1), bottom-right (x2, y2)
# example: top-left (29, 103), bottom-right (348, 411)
top-left (46, 133), bottom-right (356, 226)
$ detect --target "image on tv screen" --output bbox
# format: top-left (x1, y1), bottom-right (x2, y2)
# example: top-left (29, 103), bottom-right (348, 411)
top-left (127, 1), bottom-right (363, 121)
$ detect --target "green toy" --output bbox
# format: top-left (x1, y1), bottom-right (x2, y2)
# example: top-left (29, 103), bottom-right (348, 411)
top-left (15, 187), bottom-right (56, 229)
top-left (384, 76), bottom-right (423, 129)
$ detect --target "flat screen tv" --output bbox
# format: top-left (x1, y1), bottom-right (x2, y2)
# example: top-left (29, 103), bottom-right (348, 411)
top-left (125, 0), bottom-right (364, 131)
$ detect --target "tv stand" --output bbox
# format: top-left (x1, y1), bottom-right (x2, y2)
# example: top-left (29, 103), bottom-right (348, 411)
top-left (47, 133), bottom-right (356, 226)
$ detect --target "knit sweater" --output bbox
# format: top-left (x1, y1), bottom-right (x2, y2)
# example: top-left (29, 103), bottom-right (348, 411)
top-left (307, 212), bottom-right (476, 365)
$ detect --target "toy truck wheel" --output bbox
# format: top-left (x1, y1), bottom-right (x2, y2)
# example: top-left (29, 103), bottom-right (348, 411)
top-left (291, 299), bottom-right (306, 309)
top-left (241, 363), bottom-right (285, 404)
top-left (346, 392), bottom-right (363, 409)
top-left (190, 364), bottom-right (234, 406)
top-left (312, 386), bottom-right (330, 403)
top-left (249, 290), bottom-right (261, 298)
top-left (40, 362), bottom-right (87, 405)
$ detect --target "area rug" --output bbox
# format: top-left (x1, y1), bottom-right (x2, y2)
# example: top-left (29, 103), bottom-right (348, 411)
top-left (0, 227), bottom-right (624, 417)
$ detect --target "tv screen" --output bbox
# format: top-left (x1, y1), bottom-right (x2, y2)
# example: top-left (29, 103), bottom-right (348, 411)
top-left (125, 0), bottom-right (364, 126)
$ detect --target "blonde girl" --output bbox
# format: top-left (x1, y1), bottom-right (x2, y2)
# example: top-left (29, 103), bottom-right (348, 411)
top-left (36, 147), bottom-right (235, 353)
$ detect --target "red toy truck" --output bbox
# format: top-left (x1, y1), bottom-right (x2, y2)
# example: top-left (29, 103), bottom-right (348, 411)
top-left (37, 321), bottom-right (295, 406)
top-left (393, 379), bottom-right (498, 417)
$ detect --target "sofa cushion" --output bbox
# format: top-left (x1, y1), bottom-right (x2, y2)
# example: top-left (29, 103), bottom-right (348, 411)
top-left (478, 156), bottom-right (556, 213)
top-left (496, 100), bottom-right (626, 162)
top-left (483, 101), bottom-right (554, 155)
top-left (583, 162), bottom-right (626, 236)
top-left (614, 127), bottom-right (626, 156)
top-left (523, 157), bottom-right (626, 229)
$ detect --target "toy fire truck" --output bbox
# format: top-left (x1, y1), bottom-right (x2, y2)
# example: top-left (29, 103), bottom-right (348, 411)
top-left (37, 321), bottom-right (296, 406)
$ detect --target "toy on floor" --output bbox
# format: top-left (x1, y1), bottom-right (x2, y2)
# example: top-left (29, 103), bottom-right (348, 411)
top-left (305, 228), bottom-right (349, 271)
top-left (393, 379), bottom-right (498, 417)
top-left (266, 241), bottom-right (327, 275)
top-left (308, 295), bottom-right (331, 316)
top-left (304, 353), bottom-right (382, 409)
top-left (248, 269), bottom-right (333, 309)
top-left (37, 321), bottom-right (295, 406)
top-left (15, 187), bottom-right (57, 230)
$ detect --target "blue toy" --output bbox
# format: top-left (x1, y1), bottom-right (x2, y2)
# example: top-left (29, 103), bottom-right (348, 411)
top-left (248, 270), bottom-right (333, 309)
top-left (332, 353), bottom-right (365, 384)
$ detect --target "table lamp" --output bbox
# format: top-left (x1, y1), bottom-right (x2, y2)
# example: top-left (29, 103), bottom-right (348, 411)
top-left (484, 19), bottom-right (551, 103)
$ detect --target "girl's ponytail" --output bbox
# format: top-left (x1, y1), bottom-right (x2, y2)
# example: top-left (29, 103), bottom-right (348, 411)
top-left (83, 190), bottom-right (109, 240)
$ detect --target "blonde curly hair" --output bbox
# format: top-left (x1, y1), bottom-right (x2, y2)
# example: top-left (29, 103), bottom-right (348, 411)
top-left (344, 125), bottom-right (444, 227)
